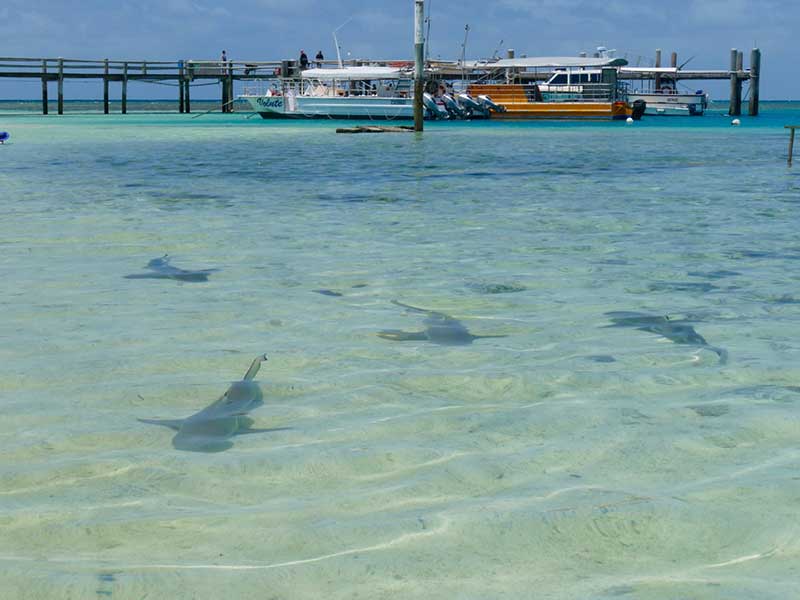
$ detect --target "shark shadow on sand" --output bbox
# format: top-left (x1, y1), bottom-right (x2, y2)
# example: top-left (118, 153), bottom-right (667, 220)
top-left (139, 354), bottom-right (288, 452)
top-left (604, 311), bottom-right (728, 364)
top-left (124, 255), bottom-right (218, 283)
top-left (378, 300), bottom-right (507, 346)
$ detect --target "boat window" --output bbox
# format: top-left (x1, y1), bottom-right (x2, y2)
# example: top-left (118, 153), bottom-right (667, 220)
top-left (550, 74), bottom-right (568, 85)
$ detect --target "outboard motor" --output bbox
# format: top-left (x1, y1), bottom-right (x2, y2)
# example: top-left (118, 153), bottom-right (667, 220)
top-left (478, 95), bottom-right (506, 113)
top-left (456, 93), bottom-right (484, 114)
top-left (631, 99), bottom-right (646, 121)
top-left (441, 94), bottom-right (466, 118)
top-left (423, 92), bottom-right (449, 119)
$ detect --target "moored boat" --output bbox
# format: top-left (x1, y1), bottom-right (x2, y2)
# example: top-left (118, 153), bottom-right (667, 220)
top-left (464, 57), bottom-right (645, 120)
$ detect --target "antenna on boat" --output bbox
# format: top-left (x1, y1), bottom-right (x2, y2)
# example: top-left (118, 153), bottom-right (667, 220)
top-left (333, 16), bottom-right (354, 69)
top-left (424, 0), bottom-right (432, 62)
top-left (460, 24), bottom-right (470, 89)
top-left (490, 39), bottom-right (504, 61)
top-left (678, 55), bottom-right (696, 70)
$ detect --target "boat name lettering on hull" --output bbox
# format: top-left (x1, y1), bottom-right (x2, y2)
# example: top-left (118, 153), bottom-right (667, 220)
top-left (256, 98), bottom-right (284, 109)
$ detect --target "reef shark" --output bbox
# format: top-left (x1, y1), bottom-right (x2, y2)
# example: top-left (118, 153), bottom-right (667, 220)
top-left (605, 311), bottom-right (728, 364)
top-left (139, 354), bottom-right (286, 452)
top-left (378, 300), bottom-right (506, 346)
top-left (124, 255), bottom-right (217, 283)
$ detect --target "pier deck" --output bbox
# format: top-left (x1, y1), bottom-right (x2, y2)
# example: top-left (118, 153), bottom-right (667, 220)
top-left (0, 48), bottom-right (761, 117)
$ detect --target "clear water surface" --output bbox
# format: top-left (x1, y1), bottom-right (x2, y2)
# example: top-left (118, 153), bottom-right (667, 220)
top-left (1, 102), bottom-right (799, 599)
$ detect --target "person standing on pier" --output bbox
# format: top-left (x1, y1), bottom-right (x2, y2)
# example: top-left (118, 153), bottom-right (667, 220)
top-left (315, 50), bottom-right (324, 68)
top-left (220, 50), bottom-right (228, 76)
top-left (299, 50), bottom-right (309, 70)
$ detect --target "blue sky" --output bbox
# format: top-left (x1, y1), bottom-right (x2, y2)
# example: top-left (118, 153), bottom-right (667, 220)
top-left (1, 1), bottom-right (795, 99)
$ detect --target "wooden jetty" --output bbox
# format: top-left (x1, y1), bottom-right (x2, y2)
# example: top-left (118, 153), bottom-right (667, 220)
top-left (0, 48), bottom-right (762, 117)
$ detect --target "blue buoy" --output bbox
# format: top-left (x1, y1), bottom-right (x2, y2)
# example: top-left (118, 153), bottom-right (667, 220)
top-left (0, 132), bottom-right (9, 144)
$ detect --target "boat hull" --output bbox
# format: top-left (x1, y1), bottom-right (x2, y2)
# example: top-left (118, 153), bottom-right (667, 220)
top-left (628, 92), bottom-right (707, 116)
top-left (243, 94), bottom-right (415, 120)
top-left (467, 84), bottom-right (636, 120)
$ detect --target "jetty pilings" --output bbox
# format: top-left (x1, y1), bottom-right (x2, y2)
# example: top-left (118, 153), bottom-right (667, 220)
top-left (654, 49), bottom-right (662, 90)
top-left (749, 48), bottom-right (761, 116)
top-left (787, 126), bottom-right (797, 166)
top-left (729, 48), bottom-right (744, 116)
top-left (413, 0), bottom-right (425, 132)
top-left (57, 58), bottom-right (64, 115)
top-left (40, 60), bottom-right (48, 115)
top-left (103, 59), bottom-right (109, 114)
top-left (121, 62), bottom-right (128, 114)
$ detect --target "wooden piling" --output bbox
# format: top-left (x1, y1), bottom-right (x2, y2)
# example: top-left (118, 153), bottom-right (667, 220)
top-left (221, 70), bottom-right (229, 112)
top-left (749, 48), bottom-right (761, 116)
top-left (184, 79), bottom-right (191, 114)
top-left (122, 62), bottom-right (128, 114)
top-left (178, 62), bottom-right (185, 113)
top-left (413, 0), bottom-right (425, 132)
top-left (729, 48), bottom-right (741, 116)
top-left (670, 52), bottom-right (677, 68)
top-left (57, 58), bottom-right (64, 115)
top-left (654, 49), bottom-right (662, 91)
top-left (227, 72), bottom-right (234, 112)
top-left (787, 126), bottom-right (797, 166)
top-left (103, 59), bottom-right (109, 114)
top-left (41, 60), bottom-right (48, 115)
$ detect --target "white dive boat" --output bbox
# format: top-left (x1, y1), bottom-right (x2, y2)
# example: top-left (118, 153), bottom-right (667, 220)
top-left (623, 67), bottom-right (708, 116)
top-left (240, 65), bottom-right (492, 120)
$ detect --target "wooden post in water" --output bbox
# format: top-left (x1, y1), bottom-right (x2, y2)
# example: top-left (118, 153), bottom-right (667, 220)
top-left (103, 59), bottom-right (109, 114)
top-left (654, 49), bottom-right (662, 91)
top-left (178, 61), bottom-right (185, 113)
top-left (57, 58), bottom-right (64, 115)
top-left (41, 60), bottom-right (48, 115)
top-left (749, 48), bottom-right (761, 116)
top-left (227, 67), bottom-right (234, 112)
top-left (670, 52), bottom-right (677, 68)
top-left (122, 62), bottom-right (128, 114)
top-left (729, 48), bottom-right (741, 116)
top-left (787, 126), bottom-right (797, 166)
top-left (184, 78), bottom-right (191, 114)
top-left (413, 0), bottom-right (425, 132)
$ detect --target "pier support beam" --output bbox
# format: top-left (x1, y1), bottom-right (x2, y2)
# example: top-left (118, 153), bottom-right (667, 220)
top-left (654, 49), bottom-right (662, 91)
top-left (57, 58), bottom-right (64, 115)
top-left (221, 75), bottom-right (228, 112)
top-left (729, 49), bottom-right (742, 116)
top-left (122, 62), bottom-right (128, 114)
top-left (413, 0), bottom-right (425, 132)
top-left (184, 79), bottom-right (191, 114)
top-left (749, 48), bottom-right (761, 116)
top-left (103, 59), bottom-right (109, 114)
top-left (178, 62), bottom-right (185, 113)
top-left (670, 52), bottom-right (677, 68)
top-left (41, 60), bottom-right (48, 115)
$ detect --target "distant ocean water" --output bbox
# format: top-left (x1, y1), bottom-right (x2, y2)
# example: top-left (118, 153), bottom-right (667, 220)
top-left (1, 102), bottom-right (799, 599)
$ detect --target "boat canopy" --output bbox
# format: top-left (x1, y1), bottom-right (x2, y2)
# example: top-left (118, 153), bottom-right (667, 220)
top-left (620, 67), bottom-right (679, 74)
top-left (470, 56), bottom-right (628, 69)
top-left (301, 66), bottom-right (405, 81)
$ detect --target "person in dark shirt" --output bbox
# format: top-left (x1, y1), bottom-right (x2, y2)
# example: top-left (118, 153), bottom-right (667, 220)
top-left (315, 51), bottom-right (324, 68)
top-left (299, 50), bottom-right (309, 70)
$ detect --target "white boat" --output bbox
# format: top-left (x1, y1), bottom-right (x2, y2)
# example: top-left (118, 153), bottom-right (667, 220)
top-left (241, 66), bottom-right (415, 120)
top-left (623, 67), bottom-right (708, 116)
top-left (241, 65), bottom-right (493, 120)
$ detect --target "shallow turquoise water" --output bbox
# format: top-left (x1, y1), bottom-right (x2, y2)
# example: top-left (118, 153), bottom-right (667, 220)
top-left (1, 104), bottom-right (800, 599)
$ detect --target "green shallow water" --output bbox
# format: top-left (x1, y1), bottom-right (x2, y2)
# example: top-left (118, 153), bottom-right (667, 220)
top-left (1, 104), bottom-right (800, 599)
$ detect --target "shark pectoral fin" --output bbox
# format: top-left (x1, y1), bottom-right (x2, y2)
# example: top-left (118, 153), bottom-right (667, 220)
top-left (377, 330), bottom-right (428, 342)
top-left (138, 418), bottom-right (184, 431)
